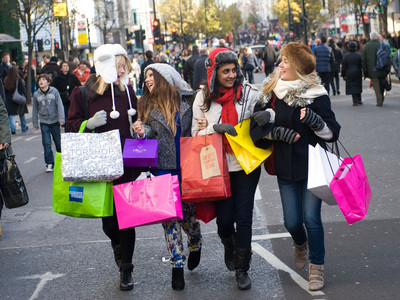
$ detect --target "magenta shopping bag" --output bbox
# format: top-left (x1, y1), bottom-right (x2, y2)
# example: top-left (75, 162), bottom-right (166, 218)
top-left (113, 173), bottom-right (182, 229)
top-left (122, 139), bottom-right (158, 167)
top-left (330, 154), bottom-right (372, 225)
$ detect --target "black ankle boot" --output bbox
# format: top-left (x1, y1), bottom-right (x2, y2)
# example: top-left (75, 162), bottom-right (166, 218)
top-left (188, 248), bottom-right (201, 271)
top-left (235, 248), bottom-right (252, 290)
top-left (111, 241), bottom-right (122, 268)
top-left (172, 267), bottom-right (185, 290)
top-left (120, 263), bottom-right (134, 291)
top-left (220, 234), bottom-right (235, 271)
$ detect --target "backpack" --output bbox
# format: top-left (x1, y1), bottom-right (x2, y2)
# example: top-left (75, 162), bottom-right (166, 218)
top-left (375, 42), bottom-right (389, 70)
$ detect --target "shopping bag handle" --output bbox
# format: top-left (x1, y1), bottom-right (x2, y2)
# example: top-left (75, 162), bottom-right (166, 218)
top-left (238, 86), bottom-right (251, 128)
top-left (78, 120), bottom-right (89, 133)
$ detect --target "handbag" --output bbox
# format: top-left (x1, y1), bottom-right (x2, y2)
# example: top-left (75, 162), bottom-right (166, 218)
top-left (195, 202), bottom-right (216, 224)
top-left (113, 173), bottom-right (182, 229)
top-left (307, 143), bottom-right (342, 205)
top-left (52, 152), bottom-right (114, 218)
top-left (330, 154), bottom-right (372, 225)
top-left (12, 80), bottom-right (27, 105)
top-left (180, 133), bottom-right (231, 203)
top-left (0, 148), bottom-right (29, 209)
top-left (61, 121), bottom-right (124, 182)
top-left (225, 118), bottom-right (272, 174)
top-left (122, 138), bottom-right (158, 167)
top-left (384, 73), bottom-right (392, 91)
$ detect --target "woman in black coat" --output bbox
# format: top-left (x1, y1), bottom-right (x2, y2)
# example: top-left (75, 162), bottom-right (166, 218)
top-left (3, 66), bottom-right (29, 134)
top-left (341, 41), bottom-right (363, 106)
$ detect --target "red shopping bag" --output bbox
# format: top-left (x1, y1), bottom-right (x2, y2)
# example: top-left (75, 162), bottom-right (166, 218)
top-left (113, 173), bottom-right (183, 229)
top-left (330, 154), bottom-right (372, 225)
top-left (180, 133), bottom-right (231, 203)
top-left (195, 202), bottom-right (216, 223)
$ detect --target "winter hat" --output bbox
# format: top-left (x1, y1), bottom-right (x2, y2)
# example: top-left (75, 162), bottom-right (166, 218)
top-left (349, 41), bottom-right (357, 50)
top-left (144, 63), bottom-right (192, 96)
top-left (94, 44), bottom-right (129, 85)
top-left (280, 42), bottom-right (316, 76)
top-left (205, 48), bottom-right (244, 94)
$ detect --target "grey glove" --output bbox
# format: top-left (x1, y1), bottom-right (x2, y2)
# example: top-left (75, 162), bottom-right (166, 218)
top-left (300, 108), bottom-right (325, 131)
top-left (86, 110), bottom-right (107, 130)
top-left (252, 110), bottom-right (271, 126)
top-left (266, 126), bottom-right (298, 144)
top-left (213, 123), bottom-right (238, 136)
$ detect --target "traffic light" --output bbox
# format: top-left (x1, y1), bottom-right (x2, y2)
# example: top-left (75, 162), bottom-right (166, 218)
top-left (54, 40), bottom-right (60, 50)
top-left (153, 19), bottom-right (161, 37)
top-left (171, 28), bottom-right (178, 42)
top-left (37, 39), bottom-right (43, 52)
top-left (140, 29), bottom-right (146, 41)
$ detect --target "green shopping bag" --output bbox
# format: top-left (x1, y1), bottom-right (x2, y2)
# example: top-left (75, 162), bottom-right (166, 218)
top-left (52, 152), bottom-right (114, 218)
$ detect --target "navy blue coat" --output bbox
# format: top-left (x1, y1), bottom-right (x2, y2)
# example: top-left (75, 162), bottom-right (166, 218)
top-left (314, 44), bottom-right (334, 73)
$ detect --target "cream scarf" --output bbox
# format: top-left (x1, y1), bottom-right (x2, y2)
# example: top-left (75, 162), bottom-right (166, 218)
top-left (272, 79), bottom-right (328, 107)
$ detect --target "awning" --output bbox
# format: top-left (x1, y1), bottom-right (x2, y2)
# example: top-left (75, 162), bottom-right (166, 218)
top-left (0, 33), bottom-right (21, 43)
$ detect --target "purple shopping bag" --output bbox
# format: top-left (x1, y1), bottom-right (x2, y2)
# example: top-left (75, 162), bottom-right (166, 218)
top-left (123, 139), bottom-right (158, 167)
top-left (113, 173), bottom-right (182, 229)
top-left (330, 154), bottom-right (372, 225)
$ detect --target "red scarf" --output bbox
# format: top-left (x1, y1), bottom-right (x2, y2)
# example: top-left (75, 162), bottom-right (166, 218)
top-left (214, 85), bottom-right (242, 153)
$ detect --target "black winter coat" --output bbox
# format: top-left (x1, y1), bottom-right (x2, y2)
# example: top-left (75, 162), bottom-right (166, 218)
top-left (341, 51), bottom-right (363, 95)
top-left (4, 78), bottom-right (28, 116)
top-left (52, 72), bottom-right (81, 104)
top-left (251, 94), bottom-right (340, 182)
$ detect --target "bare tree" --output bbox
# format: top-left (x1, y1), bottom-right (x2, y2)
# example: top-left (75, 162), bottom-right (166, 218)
top-left (92, 0), bottom-right (117, 44)
top-left (2, 0), bottom-right (52, 103)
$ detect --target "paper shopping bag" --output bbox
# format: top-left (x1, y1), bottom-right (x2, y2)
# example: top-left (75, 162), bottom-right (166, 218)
top-left (195, 202), bottom-right (216, 223)
top-left (61, 124), bottom-right (123, 182)
top-left (52, 153), bottom-right (114, 218)
top-left (225, 119), bottom-right (272, 174)
top-left (330, 154), bottom-right (372, 225)
top-left (123, 139), bottom-right (158, 167)
top-left (307, 143), bottom-right (342, 205)
top-left (113, 173), bottom-right (182, 229)
top-left (180, 133), bottom-right (231, 203)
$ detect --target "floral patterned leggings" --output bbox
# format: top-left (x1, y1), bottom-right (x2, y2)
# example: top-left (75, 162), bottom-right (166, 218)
top-left (162, 201), bottom-right (202, 268)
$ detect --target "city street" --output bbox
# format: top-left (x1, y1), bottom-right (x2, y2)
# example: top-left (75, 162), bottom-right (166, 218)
top-left (0, 72), bottom-right (399, 300)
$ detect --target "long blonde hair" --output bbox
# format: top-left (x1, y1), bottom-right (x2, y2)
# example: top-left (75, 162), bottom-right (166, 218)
top-left (138, 69), bottom-right (180, 135)
top-left (95, 55), bottom-right (131, 95)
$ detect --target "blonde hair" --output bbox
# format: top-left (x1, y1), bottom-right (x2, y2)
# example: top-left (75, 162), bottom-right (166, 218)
top-left (95, 55), bottom-right (131, 95)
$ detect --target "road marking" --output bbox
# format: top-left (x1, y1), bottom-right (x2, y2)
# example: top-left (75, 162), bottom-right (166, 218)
top-left (252, 232), bottom-right (291, 240)
top-left (20, 271), bottom-right (65, 300)
top-left (27, 135), bottom-right (39, 141)
top-left (24, 157), bottom-right (37, 164)
top-left (252, 242), bottom-right (325, 296)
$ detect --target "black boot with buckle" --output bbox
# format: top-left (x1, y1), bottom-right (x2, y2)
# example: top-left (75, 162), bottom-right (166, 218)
top-left (120, 263), bottom-right (134, 291)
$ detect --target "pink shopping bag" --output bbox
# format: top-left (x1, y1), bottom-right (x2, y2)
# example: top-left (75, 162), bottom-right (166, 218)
top-left (330, 154), bottom-right (372, 225)
top-left (113, 173), bottom-right (183, 229)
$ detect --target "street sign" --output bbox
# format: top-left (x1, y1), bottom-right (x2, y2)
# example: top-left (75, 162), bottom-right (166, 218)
top-left (78, 33), bottom-right (88, 45)
top-left (53, 3), bottom-right (67, 17)
top-left (77, 21), bottom-right (86, 29)
top-left (148, 37), bottom-right (154, 44)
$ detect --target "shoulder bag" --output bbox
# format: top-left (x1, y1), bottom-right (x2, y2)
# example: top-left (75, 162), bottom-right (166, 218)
top-left (12, 80), bottom-right (27, 105)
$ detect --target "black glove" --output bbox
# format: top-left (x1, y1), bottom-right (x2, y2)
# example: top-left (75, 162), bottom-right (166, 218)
top-left (252, 110), bottom-right (271, 126)
top-left (267, 126), bottom-right (298, 144)
top-left (300, 108), bottom-right (325, 131)
top-left (213, 123), bottom-right (238, 136)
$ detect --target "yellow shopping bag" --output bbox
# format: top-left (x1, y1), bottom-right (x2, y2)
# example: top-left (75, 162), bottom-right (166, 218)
top-left (225, 118), bottom-right (272, 174)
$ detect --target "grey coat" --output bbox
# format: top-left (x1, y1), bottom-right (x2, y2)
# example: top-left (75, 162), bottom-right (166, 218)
top-left (147, 99), bottom-right (192, 170)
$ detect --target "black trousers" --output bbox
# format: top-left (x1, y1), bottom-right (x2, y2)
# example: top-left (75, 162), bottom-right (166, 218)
top-left (318, 72), bottom-right (331, 94)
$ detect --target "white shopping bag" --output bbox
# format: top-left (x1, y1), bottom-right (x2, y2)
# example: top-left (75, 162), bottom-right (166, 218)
top-left (307, 143), bottom-right (342, 205)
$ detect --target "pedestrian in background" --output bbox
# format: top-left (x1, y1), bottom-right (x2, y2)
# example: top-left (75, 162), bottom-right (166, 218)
top-left (314, 36), bottom-right (335, 95)
top-left (262, 40), bottom-right (277, 77)
top-left (134, 63), bottom-right (202, 291)
top-left (391, 47), bottom-right (400, 80)
top-left (341, 41), bottom-right (363, 106)
top-left (251, 42), bottom-right (340, 291)
top-left (72, 59), bottom-right (91, 85)
top-left (52, 61), bottom-right (81, 121)
top-left (67, 44), bottom-right (140, 291)
top-left (0, 53), bottom-right (12, 82)
top-left (138, 50), bottom-right (154, 90)
top-left (40, 56), bottom-right (60, 80)
top-left (362, 31), bottom-right (392, 107)
top-left (242, 47), bottom-right (261, 84)
top-left (3, 66), bottom-right (29, 134)
top-left (183, 45), bottom-right (200, 89)
top-left (32, 73), bottom-right (64, 172)
top-left (328, 39), bottom-right (343, 95)
top-left (192, 48), bottom-right (260, 290)
top-left (193, 48), bottom-right (208, 90)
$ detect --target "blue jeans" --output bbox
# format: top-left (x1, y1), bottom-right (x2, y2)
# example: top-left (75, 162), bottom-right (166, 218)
top-left (215, 168), bottom-right (261, 249)
top-left (40, 123), bottom-right (61, 165)
top-left (277, 178), bottom-right (325, 264)
top-left (9, 114), bottom-right (28, 132)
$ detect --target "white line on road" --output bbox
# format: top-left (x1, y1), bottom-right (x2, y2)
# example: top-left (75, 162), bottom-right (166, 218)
top-left (252, 242), bottom-right (325, 297)
top-left (252, 232), bottom-right (291, 240)
top-left (20, 271), bottom-right (65, 300)
top-left (26, 135), bottom-right (39, 141)
top-left (24, 157), bottom-right (37, 164)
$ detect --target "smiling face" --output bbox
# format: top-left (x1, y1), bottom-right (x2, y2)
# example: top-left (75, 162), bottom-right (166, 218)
top-left (278, 56), bottom-right (298, 81)
top-left (144, 69), bottom-right (155, 92)
top-left (216, 63), bottom-right (237, 90)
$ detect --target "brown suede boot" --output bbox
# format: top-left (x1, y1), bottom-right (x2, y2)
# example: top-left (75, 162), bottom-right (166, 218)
top-left (294, 241), bottom-right (308, 270)
top-left (309, 263), bottom-right (324, 291)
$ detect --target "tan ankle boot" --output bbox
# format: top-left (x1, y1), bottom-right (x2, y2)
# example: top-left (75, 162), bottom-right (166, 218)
top-left (294, 241), bottom-right (308, 270)
top-left (309, 263), bottom-right (324, 291)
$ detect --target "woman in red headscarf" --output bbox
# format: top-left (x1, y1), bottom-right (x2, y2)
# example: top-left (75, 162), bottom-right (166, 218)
top-left (191, 48), bottom-right (261, 290)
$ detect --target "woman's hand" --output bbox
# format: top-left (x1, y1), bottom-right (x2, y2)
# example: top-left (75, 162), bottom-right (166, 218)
top-left (133, 118), bottom-right (145, 138)
top-left (195, 117), bottom-right (208, 131)
top-left (0, 143), bottom-right (9, 150)
top-left (300, 108), bottom-right (306, 120)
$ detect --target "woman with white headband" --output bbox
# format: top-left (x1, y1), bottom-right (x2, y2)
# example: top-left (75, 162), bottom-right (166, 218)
top-left (66, 44), bottom-right (140, 291)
